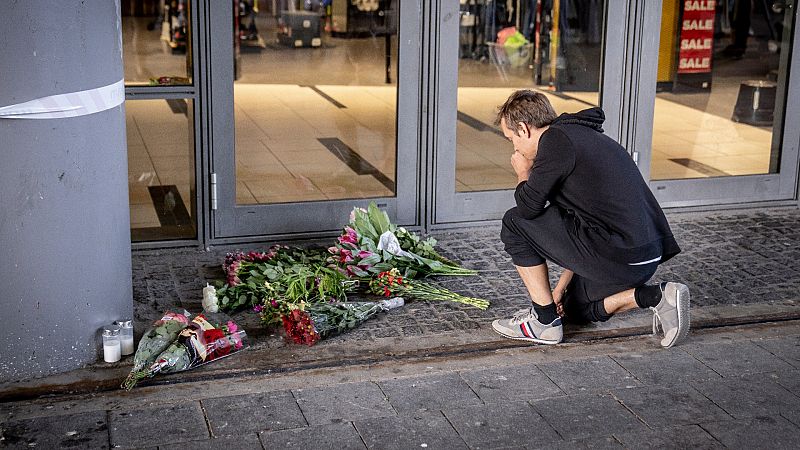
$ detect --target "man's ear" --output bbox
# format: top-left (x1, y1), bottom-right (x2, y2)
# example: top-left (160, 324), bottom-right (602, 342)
top-left (517, 122), bottom-right (530, 138)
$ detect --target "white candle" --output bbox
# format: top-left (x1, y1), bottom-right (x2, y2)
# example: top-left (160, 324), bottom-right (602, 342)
top-left (203, 283), bottom-right (219, 313)
top-left (120, 336), bottom-right (134, 355)
top-left (104, 342), bottom-right (121, 363)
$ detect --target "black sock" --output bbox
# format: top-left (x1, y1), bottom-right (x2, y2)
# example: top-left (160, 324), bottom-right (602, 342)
top-left (635, 283), bottom-right (665, 308)
top-left (533, 303), bottom-right (558, 324)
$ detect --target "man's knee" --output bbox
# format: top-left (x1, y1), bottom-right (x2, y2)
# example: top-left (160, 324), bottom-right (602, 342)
top-left (500, 207), bottom-right (522, 244)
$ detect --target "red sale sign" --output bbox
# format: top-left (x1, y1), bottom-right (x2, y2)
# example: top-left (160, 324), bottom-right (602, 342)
top-left (677, 0), bottom-right (716, 74)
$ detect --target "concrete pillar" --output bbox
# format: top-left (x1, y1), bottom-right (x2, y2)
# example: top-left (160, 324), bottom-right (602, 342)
top-left (0, 0), bottom-right (131, 381)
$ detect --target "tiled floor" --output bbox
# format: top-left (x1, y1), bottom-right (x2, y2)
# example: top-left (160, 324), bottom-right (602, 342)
top-left (125, 86), bottom-right (777, 229)
top-left (650, 96), bottom-right (773, 180)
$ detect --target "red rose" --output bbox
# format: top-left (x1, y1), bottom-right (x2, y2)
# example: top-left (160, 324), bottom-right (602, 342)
top-left (203, 329), bottom-right (229, 359)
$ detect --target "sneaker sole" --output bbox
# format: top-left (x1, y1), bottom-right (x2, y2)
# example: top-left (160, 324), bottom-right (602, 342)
top-left (663, 282), bottom-right (691, 348)
top-left (491, 326), bottom-right (562, 345)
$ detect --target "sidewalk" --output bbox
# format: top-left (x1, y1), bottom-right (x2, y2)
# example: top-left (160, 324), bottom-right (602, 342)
top-left (1, 207), bottom-right (799, 399)
top-left (1, 319), bottom-right (799, 448)
top-left (2, 207), bottom-right (800, 448)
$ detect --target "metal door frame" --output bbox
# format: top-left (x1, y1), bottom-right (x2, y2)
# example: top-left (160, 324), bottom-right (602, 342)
top-left (428, 0), bottom-right (622, 226)
top-left (635, 0), bottom-right (800, 207)
top-left (207, 0), bottom-right (423, 241)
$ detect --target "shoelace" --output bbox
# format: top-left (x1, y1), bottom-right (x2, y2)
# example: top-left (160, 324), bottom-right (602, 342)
top-left (651, 307), bottom-right (662, 335)
top-left (511, 308), bottom-right (536, 324)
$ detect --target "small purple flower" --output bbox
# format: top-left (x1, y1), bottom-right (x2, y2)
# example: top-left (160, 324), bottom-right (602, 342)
top-left (252, 304), bottom-right (264, 313)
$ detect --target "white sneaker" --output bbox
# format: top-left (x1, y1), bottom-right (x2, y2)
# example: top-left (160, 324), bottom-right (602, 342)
top-left (652, 282), bottom-right (691, 348)
top-left (492, 307), bottom-right (563, 344)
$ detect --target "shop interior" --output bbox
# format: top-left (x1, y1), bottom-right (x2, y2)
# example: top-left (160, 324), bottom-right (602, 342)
top-left (122, 0), bottom-right (791, 240)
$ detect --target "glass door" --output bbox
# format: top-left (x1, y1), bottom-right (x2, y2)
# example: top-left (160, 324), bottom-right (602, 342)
top-left (209, 0), bottom-right (420, 238)
top-left (644, 0), bottom-right (799, 206)
top-left (432, 0), bottom-right (614, 224)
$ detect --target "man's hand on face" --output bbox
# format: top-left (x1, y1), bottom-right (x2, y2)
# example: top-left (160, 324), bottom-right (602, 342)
top-left (511, 150), bottom-right (534, 183)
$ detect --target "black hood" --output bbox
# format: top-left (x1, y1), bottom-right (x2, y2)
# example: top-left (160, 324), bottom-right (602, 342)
top-left (551, 107), bottom-right (605, 133)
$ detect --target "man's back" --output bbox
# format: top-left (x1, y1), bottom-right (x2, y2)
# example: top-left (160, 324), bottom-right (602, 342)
top-left (515, 107), bottom-right (679, 264)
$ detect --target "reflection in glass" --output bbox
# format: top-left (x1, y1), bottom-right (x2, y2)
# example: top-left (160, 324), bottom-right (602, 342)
top-left (234, 1), bottom-right (398, 205)
top-left (122, 0), bottom-right (192, 85)
top-left (126, 99), bottom-right (196, 241)
top-left (650, 0), bottom-right (792, 180)
top-left (456, 0), bottom-right (606, 192)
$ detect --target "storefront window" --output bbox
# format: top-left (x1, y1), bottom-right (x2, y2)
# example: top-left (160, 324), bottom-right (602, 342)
top-left (455, 0), bottom-right (606, 192)
top-left (650, 0), bottom-right (793, 180)
top-left (233, 0), bottom-right (398, 205)
top-left (122, 0), bottom-right (193, 86)
top-left (126, 99), bottom-right (196, 241)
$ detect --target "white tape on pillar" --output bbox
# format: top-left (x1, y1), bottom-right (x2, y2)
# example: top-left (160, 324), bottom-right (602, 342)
top-left (0, 79), bottom-right (125, 119)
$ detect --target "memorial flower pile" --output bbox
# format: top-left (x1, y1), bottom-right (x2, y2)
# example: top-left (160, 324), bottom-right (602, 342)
top-left (213, 202), bottom-right (489, 345)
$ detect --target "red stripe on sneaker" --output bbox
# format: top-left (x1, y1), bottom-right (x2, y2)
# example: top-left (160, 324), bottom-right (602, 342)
top-left (525, 322), bottom-right (537, 338)
top-left (519, 324), bottom-right (532, 338)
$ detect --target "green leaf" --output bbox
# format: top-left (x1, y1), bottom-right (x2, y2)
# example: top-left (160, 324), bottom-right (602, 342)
top-left (355, 214), bottom-right (378, 240)
top-left (368, 202), bottom-right (391, 235)
top-left (359, 253), bottom-right (382, 266)
top-left (349, 266), bottom-right (369, 277)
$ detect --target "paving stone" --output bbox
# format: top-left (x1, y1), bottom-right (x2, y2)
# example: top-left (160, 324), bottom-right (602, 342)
top-left (701, 415), bottom-right (800, 449)
top-left (692, 376), bottom-right (799, 419)
top-left (108, 402), bottom-right (209, 449)
top-left (354, 414), bottom-right (467, 450)
top-left (459, 364), bottom-right (564, 403)
top-left (201, 390), bottom-right (307, 435)
top-left (764, 369), bottom-right (800, 393)
top-left (683, 341), bottom-right (796, 377)
top-left (260, 423), bottom-right (365, 449)
top-left (611, 349), bottom-right (721, 386)
top-left (379, 373), bottom-right (483, 414)
top-left (443, 403), bottom-right (558, 449)
top-left (0, 410), bottom-right (108, 449)
top-left (159, 434), bottom-right (263, 450)
top-left (530, 436), bottom-right (624, 450)
top-left (293, 381), bottom-right (394, 425)
top-left (536, 356), bottom-right (640, 395)
top-left (612, 385), bottom-right (731, 428)
top-left (613, 424), bottom-right (723, 449)
top-left (753, 335), bottom-right (800, 369)
top-left (530, 394), bottom-right (647, 440)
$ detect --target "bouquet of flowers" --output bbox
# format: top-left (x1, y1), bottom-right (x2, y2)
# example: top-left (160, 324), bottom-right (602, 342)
top-left (216, 246), bottom-right (353, 313)
top-left (334, 204), bottom-right (477, 278)
top-left (122, 311), bottom-right (191, 389)
top-left (122, 314), bottom-right (247, 390)
top-left (368, 269), bottom-right (490, 310)
top-left (281, 299), bottom-right (404, 346)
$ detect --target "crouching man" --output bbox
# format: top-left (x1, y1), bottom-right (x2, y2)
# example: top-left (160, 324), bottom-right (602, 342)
top-left (492, 90), bottom-right (689, 348)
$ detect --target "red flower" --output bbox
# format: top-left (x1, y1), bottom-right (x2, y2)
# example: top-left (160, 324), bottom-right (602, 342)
top-left (203, 328), bottom-right (230, 359)
top-left (338, 249), bottom-right (353, 264)
top-left (281, 310), bottom-right (320, 346)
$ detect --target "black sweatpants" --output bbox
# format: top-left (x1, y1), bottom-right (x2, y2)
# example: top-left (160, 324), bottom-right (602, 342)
top-left (500, 206), bottom-right (658, 324)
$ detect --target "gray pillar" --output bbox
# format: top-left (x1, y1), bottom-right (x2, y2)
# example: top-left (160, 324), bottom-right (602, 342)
top-left (0, 0), bottom-right (131, 381)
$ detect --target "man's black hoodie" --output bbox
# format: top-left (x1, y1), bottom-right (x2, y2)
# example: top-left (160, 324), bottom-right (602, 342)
top-left (514, 107), bottom-right (680, 264)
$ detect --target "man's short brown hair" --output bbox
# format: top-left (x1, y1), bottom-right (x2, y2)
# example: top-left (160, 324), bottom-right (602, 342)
top-left (494, 90), bottom-right (557, 134)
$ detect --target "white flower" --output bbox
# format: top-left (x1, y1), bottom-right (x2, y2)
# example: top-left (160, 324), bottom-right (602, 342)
top-left (202, 283), bottom-right (219, 313)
